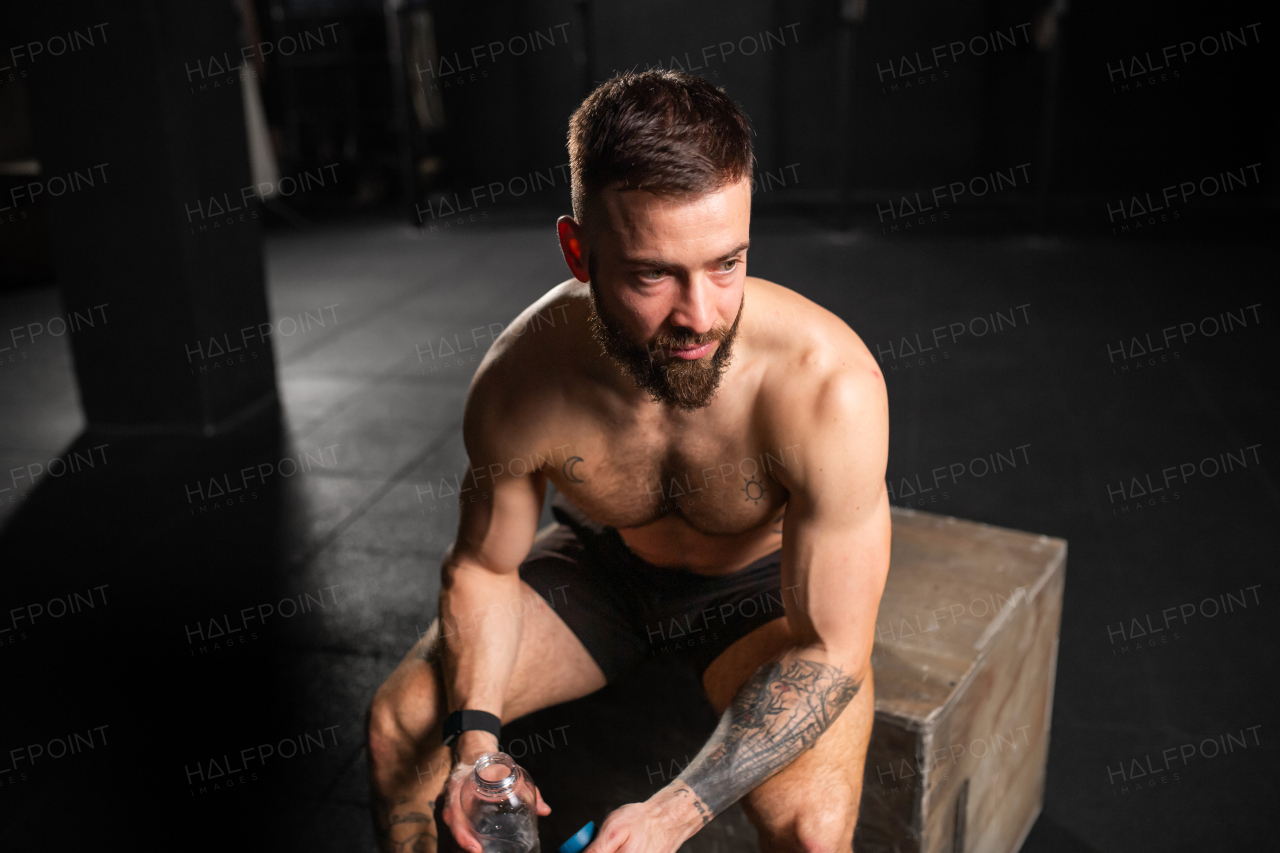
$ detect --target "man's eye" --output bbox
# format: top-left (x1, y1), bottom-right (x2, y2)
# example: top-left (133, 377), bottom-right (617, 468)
top-left (642, 269), bottom-right (666, 281)
top-left (719, 259), bottom-right (739, 272)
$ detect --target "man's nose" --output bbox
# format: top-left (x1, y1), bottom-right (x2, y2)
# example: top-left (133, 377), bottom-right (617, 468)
top-left (669, 276), bottom-right (717, 336)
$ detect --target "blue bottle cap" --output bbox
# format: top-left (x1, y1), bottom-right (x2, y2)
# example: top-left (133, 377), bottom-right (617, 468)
top-left (558, 821), bottom-right (595, 853)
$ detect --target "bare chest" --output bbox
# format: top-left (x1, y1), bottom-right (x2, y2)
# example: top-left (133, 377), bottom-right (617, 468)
top-left (545, 428), bottom-right (799, 536)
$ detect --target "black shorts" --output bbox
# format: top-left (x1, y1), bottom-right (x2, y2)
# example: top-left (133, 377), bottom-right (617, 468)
top-left (519, 491), bottom-right (791, 682)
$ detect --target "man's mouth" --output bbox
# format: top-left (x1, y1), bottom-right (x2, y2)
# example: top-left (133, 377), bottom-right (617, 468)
top-left (666, 341), bottom-right (716, 360)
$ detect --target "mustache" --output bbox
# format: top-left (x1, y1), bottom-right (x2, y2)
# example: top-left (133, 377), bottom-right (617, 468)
top-left (650, 326), bottom-right (727, 355)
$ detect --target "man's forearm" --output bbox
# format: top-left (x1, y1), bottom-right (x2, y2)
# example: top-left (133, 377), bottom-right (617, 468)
top-left (665, 650), bottom-right (863, 829)
top-left (437, 558), bottom-right (526, 757)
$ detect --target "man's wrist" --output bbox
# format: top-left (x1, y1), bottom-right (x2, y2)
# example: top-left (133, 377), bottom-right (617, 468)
top-left (452, 730), bottom-right (500, 766)
top-left (651, 781), bottom-right (712, 842)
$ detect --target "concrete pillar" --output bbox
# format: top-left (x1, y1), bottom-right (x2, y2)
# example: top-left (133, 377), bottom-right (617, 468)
top-left (15, 0), bottom-right (278, 435)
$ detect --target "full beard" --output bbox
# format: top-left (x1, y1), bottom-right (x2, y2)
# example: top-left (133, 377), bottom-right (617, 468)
top-left (586, 258), bottom-right (744, 413)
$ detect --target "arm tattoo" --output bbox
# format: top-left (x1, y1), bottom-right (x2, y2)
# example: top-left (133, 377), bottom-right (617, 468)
top-left (388, 812), bottom-right (436, 853)
top-left (371, 792), bottom-right (438, 853)
top-left (676, 658), bottom-right (861, 820)
top-left (673, 785), bottom-right (711, 824)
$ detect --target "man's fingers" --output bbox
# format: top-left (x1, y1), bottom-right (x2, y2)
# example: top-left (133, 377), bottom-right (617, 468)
top-left (440, 790), bottom-right (483, 853)
top-left (443, 810), bottom-right (482, 853)
top-left (534, 785), bottom-right (552, 815)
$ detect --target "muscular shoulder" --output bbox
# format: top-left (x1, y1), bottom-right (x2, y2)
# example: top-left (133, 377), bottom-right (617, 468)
top-left (463, 279), bottom-right (586, 461)
top-left (745, 278), bottom-right (888, 488)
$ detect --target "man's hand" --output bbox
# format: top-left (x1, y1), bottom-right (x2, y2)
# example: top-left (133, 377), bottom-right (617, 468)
top-left (584, 784), bottom-right (704, 853)
top-left (436, 733), bottom-right (553, 853)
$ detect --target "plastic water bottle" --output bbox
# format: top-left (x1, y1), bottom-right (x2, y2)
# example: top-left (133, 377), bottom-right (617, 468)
top-left (460, 752), bottom-right (541, 853)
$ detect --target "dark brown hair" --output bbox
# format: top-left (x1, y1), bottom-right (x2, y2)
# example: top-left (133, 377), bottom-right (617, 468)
top-left (568, 69), bottom-right (755, 223)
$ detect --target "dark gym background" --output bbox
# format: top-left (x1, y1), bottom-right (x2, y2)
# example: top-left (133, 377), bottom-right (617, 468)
top-left (0, 1), bottom-right (1273, 851)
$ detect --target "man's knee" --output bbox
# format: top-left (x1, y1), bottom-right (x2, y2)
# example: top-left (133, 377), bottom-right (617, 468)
top-left (758, 799), bottom-right (858, 853)
top-left (797, 804), bottom-right (857, 853)
top-left (368, 676), bottom-right (433, 766)
top-left (367, 647), bottom-right (445, 775)
top-left (366, 687), bottom-right (406, 772)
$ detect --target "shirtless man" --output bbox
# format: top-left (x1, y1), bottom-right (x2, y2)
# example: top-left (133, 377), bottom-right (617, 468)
top-left (368, 69), bottom-right (890, 853)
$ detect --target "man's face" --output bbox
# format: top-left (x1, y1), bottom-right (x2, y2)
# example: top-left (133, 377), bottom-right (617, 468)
top-left (582, 177), bottom-right (751, 412)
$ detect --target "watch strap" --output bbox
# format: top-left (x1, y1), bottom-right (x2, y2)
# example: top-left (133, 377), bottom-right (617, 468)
top-left (442, 709), bottom-right (502, 747)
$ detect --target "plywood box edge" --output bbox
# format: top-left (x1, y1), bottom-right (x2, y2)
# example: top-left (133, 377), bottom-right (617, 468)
top-left (928, 547), bottom-right (1066, 731)
top-left (890, 507), bottom-right (1069, 556)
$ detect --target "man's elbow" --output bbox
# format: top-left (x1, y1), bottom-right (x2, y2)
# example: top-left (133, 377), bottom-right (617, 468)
top-left (439, 550), bottom-right (490, 593)
top-left (790, 631), bottom-right (871, 685)
top-left (830, 649), bottom-right (872, 687)
top-left (439, 550), bottom-right (521, 593)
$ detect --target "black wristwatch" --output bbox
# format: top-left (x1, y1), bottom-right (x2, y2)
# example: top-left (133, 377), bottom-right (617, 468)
top-left (442, 709), bottom-right (502, 748)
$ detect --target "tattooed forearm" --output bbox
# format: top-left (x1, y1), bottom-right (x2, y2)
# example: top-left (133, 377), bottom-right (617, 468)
top-left (673, 785), bottom-right (712, 825)
top-left (676, 658), bottom-right (861, 818)
top-left (371, 790), bottom-right (438, 853)
top-left (388, 812), bottom-right (436, 853)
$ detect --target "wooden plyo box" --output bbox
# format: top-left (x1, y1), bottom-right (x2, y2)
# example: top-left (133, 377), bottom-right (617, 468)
top-left (854, 509), bottom-right (1066, 853)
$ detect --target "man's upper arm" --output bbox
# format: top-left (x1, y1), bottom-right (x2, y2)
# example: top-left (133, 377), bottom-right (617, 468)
top-left (775, 364), bottom-right (891, 675)
top-left (448, 368), bottom-right (547, 576)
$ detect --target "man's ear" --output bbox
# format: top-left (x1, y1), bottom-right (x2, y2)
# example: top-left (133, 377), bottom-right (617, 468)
top-left (557, 216), bottom-right (590, 283)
